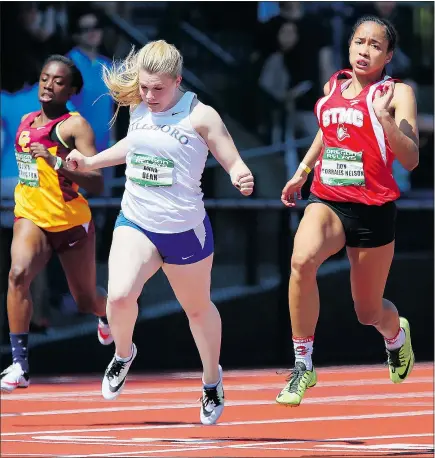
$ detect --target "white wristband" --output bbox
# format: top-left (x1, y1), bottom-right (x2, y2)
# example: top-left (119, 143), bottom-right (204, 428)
top-left (298, 162), bottom-right (311, 174)
top-left (53, 156), bottom-right (63, 171)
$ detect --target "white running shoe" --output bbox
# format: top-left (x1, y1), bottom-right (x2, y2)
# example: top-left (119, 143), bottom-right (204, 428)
top-left (102, 344), bottom-right (137, 400)
top-left (1, 363), bottom-right (30, 392)
top-left (97, 318), bottom-right (114, 345)
top-left (200, 365), bottom-right (224, 425)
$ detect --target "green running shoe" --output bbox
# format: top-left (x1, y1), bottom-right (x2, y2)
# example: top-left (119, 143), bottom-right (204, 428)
top-left (387, 317), bottom-right (415, 384)
top-left (276, 361), bottom-right (317, 406)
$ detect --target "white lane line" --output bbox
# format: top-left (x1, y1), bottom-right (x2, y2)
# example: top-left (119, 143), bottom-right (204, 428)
top-left (2, 410), bottom-right (432, 437)
top-left (1, 432), bottom-right (433, 457)
top-left (2, 391), bottom-right (432, 418)
top-left (2, 377), bottom-right (432, 401)
top-left (33, 430), bottom-right (435, 458)
top-left (3, 432), bottom-right (433, 448)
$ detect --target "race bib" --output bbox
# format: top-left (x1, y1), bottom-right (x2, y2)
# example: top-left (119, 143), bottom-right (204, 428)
top-left (127, 153), bottom-right (174, 187)
top-left (16, 151), bottom-right (40, 187)
top-left (320, 147), bottom-right (365, 186)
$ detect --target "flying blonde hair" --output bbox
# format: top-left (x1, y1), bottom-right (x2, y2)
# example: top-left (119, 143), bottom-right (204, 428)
top-left (102, 40), bottom-right (183, 125)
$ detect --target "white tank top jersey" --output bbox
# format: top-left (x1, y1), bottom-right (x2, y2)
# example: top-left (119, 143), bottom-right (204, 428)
top-left (121, 91), bottom-right (209, 233)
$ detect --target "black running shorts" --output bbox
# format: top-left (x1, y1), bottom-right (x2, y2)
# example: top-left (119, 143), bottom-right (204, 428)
top-left (307, 193), bottom-right (397, 248)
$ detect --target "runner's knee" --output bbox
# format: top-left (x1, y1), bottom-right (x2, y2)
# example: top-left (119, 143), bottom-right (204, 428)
top-left (107, 288), bottom-right (136, 309)
top-left (178, 292), bottom-right (213, 320)
top-left (354, 301), bottom-right (383, 326)
top-left (291, 251), bottom-right (320, 278)
top-left (8, 264), bottom-right (32, 290)
top-left (184, 303), bottom-right (213, 320)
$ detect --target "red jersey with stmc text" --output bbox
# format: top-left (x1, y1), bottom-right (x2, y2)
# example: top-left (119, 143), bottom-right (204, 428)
top-left (311, 70), bottom-right (400, 205)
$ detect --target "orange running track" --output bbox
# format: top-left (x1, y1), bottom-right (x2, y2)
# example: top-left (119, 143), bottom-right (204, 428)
top-left (1, 363), bottom-right (433, 457)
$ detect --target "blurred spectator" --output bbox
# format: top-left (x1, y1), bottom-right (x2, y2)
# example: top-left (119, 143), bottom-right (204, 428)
top-left (259, 22), bottom-right (295, 104)
top-left (1, 3), bottom-right (46, 92)
top-left (252, 2), bottom-right (335, 73)
top-left (258, 13), bottom-right (335, 143)
top-left (67, 10), bottom-right (115, 196)
top-left (258, 22), bottom-right (295, 141)
top-left (1, 2), bottom-right (72, 92)
top-left (67, 10), bottom-right (114, 153)
top-left (38, 2), bottom-right (73, 55)
top-left (91, 2), bottom-right (135, 59)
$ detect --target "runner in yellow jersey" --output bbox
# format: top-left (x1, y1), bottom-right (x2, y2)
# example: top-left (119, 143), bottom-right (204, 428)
top-left (1, 55), bottom-right (113, 393)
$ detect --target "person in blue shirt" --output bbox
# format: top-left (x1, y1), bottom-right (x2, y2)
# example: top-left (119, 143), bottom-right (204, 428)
top-left (1, 85), bottom-right (40, 206)
top-left (67, 11), bottom-right (114, 153)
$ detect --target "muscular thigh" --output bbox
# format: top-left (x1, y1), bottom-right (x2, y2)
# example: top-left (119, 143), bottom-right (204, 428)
top-left (108, 225), bottom-right (163, 300)
top-left (10, 218), bottom-right (52, 281)
top-left (57, 220), bottom-right (98, 301)
top-left (163, 254), bottom-right (213, 313)
top-left (292, 202), bottom-right (346, 267)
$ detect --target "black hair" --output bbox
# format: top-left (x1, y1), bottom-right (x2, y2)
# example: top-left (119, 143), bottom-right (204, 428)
top-left (349, 15), bottom-right (398, 52)
top-left (42, 55), bottom-right (84, 95)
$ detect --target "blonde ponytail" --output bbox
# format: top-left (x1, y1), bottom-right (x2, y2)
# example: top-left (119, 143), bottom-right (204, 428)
top-left (102, 47), bottom-right (142, 126)
top-left (103, 40), bottom-right (183, 126)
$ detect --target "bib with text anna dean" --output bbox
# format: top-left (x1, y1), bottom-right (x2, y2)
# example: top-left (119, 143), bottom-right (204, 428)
top-left (127, 153), bottom-right (174, 187)
top-left (320, 147), bottom-right (365, 186)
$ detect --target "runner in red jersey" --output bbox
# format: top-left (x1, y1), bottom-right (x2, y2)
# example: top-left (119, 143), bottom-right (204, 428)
top-left (277, 16), bottom-right (419, 406)
top-left (312, 68), bottom-right (401, 205)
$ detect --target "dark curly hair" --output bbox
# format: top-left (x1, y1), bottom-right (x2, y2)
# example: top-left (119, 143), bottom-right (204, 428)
top-left (42, 55), bottom-right (84, 94)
